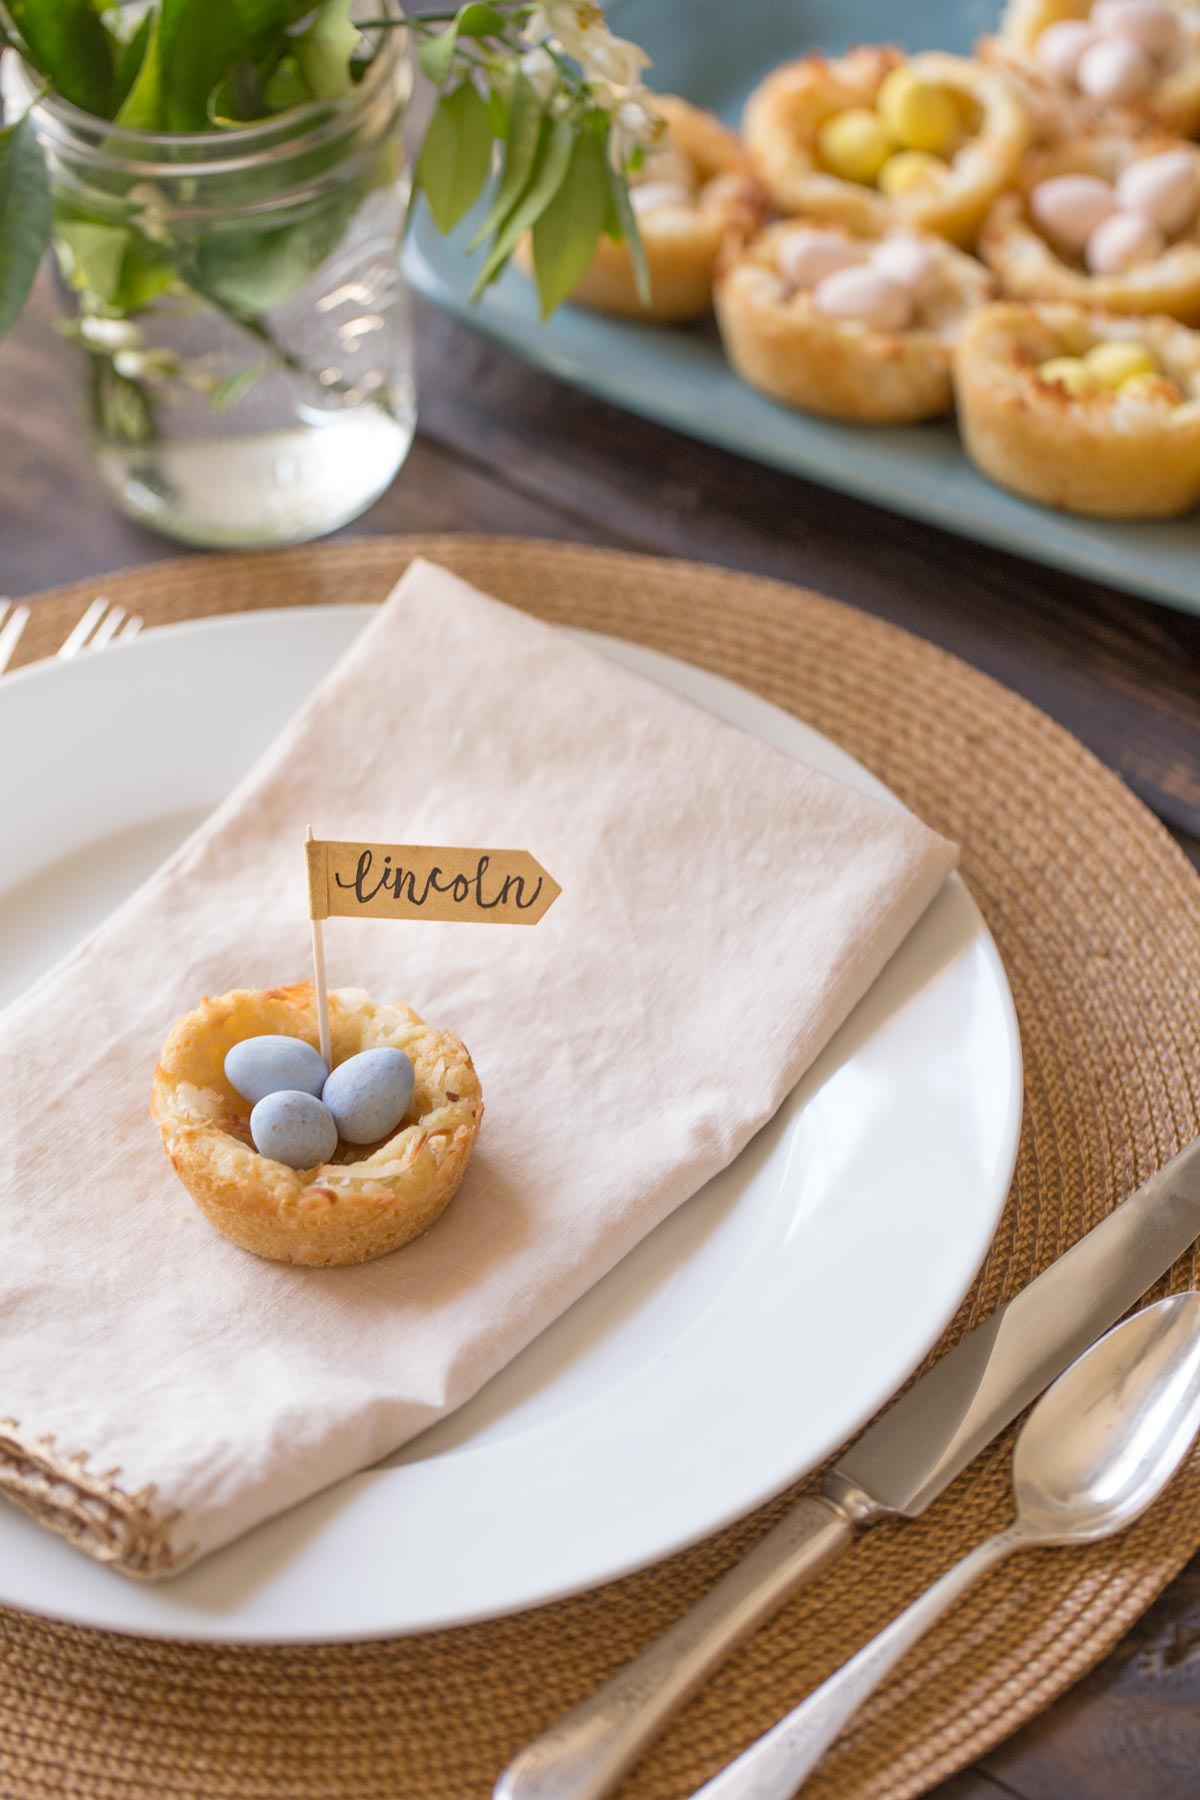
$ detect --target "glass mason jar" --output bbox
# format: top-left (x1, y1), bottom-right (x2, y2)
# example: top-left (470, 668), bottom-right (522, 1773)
top-left (23, 15), bottom-right (415, 548)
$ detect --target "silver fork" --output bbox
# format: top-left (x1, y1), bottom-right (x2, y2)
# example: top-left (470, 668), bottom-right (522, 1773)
top-left (0, 599), bottom-right (31, 674)
top-left (57, 597), bottom-right (144, 657)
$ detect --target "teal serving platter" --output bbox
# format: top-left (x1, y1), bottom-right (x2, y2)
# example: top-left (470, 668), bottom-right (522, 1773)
top-left (404, 0), bottom-right (1200, 616)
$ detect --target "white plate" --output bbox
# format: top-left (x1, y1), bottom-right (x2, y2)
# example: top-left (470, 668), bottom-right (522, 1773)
top-left (0, 605), bottom-right (1022, 1643)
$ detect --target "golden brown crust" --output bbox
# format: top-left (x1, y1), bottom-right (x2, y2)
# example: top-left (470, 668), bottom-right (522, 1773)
top-left (151, 983), bottom-right (483, 1267)
top-left (991, 0), bottom-right (1200, 135)
top-left (715, 220), bottom-right (994, 422)
top-left (525, 95), bottom-right (762, 322)
top-left (954, 299), bottom-right (1200, 515)
top-left (980, 133), bottom-right (1200, 321)
top-left (742, 46), bottom-right (1031, 246)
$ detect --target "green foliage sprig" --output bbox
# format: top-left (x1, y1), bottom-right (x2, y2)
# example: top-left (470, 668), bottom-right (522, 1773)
top-left (0, 0), bottom-right (655, 342)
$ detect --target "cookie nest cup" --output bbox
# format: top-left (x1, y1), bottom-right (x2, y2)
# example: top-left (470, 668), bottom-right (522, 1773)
top-left (743, 46), bottom-right (1030, 246)
top-left (151, 983), bottom-right (484, 1267)
top-left (954, 300), bottom-right (1200, 516)
top-left (716, 221), bottom-right (994, 422)
top-left (980, 134), bottom-right (1200, 322)
top-left (994, 0), bottom-right (1200, 137)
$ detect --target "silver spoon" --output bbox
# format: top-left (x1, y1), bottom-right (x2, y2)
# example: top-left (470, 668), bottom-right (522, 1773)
top-left (689, 1292), bottom-right (1200, 1800)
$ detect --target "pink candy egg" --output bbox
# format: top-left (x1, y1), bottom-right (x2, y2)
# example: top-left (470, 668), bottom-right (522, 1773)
top-left (1036, 19), bottom-right (1100, 81)
top-left (1116, 149), bottom-right (1199, 234)
top-left (813, 265), bottom-right (913, 331)
top-left (629, 181), bottom-right (694, 215)
top-left (1031, 174), bottom-right (1117, 250)
top-left (1077, 33), bottom-right (1155, 99)
top-left (776, 228), bottom-right (864, 289)
top-left (1085, 207), bottom-right (1167, 271)
top-left (869, 234), bottom-right (941, 301)
top-left (1092, 0), bottom-right (1184, 63)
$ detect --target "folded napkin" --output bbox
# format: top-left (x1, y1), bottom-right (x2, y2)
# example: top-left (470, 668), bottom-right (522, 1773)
top-left (0, 560), bottom-right (957, 1576)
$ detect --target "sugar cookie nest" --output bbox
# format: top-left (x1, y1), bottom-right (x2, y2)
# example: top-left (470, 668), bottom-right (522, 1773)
top-left (521, 94), bottom-right (760, 321)
top-left (954, 299), bottom-right (1200, 515)
top-left (991, 0), bottom-right (1200, 136)
top-left (980, 133), bottom-right (1200, 322)
top-left (715, 220), bottom-right (994, 422)
top-left (743, 45), bottom-right (1030, 246)
top-left (151, 983), bottom-right (483, 1267)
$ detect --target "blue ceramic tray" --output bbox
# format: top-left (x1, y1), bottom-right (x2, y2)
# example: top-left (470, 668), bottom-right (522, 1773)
top-left (404, 0), bottom-right (1200, 617)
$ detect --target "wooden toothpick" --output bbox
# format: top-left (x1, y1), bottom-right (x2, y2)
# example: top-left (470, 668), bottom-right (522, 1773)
top-left (306, 825), bottom-right (332, 1069)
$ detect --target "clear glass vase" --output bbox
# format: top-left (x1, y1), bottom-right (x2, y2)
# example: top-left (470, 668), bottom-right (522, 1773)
top-left (24, 18), bottom-right (415, 549)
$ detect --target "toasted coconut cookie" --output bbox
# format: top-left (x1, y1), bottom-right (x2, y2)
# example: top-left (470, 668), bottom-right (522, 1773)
top-left (980, 133), bottom-right (1200, 320)
top-left (715, 220), bottom-right (994, 422)
top-left (955, 299), bottom-right (1200, 514)
top-left (743, 46), bottom-right (1030, 246)
top-left (989, 0), bottom-right (1200, 137)
top-left (152, 983), bottom-right (483, 1267)
top-left (521, 95), bottom-right (760, 321)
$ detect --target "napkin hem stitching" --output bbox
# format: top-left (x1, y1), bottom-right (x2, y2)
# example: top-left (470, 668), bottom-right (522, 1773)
top-left (0, 1418), bottom-right (187, 1580)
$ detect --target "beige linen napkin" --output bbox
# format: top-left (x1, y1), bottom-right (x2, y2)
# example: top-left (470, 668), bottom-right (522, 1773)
top-left (0, 560), bottom-right (957, 1576)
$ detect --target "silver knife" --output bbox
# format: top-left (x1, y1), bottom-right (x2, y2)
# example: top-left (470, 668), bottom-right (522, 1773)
top-left (496, 1133), bottom-right (1200, 1800)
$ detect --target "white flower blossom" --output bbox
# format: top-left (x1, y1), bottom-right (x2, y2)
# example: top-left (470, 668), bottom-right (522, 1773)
top-left (114, 347), bottom-right (181, 380)
top-left (523, 3), bottom-right (651, 97)
top-left (607, 96), bottom-right (661, 168)
top-left (79, 316), bottom-right (142, 350)
top-left (518, 46), bottom-right (559, 106)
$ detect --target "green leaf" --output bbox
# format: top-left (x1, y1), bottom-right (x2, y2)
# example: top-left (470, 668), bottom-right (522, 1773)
top-left (8, 0), bottom-right (116, 115)
top-left (55, 217), bottom-right (126, 300)
top-left (530, 124), bottom-right (610, 318)
top-left (466, 68), bottom-right (541, 252)
top-left (471, 109), bottom-right (574, 298)
top-left (210, 364), bottom-right (263, 408)
top-left (417, 22), bottom-right (460, 87)
top-left (54, 214), bottom-right (176, 311)
top-left (293, 0), bottom-right (359, 101)
top-left (112, 7), bottom-right (154, 111)
top-left (485, 82), bottom-right (510, 140)
top-left (0, 114), bottom-right (51, 341)
top-left (417, 80), bottom-right (493, 236)
top-left (115, 6), bottom-right (164, 127)
top-left (262, 54), bottom-right (311, 113)
top-left (153, 0), bottom-right (311, 131)
top-left (607, 156), bottom-right (649, 304)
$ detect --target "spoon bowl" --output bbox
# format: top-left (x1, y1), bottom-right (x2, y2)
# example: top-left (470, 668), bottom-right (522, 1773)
top-left (1013, 1292), bottom-right (1200, 1545)
top-left (683, 1292), bottom-right (1200, 1800)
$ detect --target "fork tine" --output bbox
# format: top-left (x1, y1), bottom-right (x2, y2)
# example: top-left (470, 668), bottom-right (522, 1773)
top-left (88, 604), bottom-right (127, 650)
top-left (58, 597), bottom-right (110, 659)
top-left (0, 601), bottom-right (30, 675)
top-left (118, 613), bottom-right (144, 642)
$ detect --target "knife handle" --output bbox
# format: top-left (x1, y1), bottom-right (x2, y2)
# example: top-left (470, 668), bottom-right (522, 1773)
top-left (494, 1493), bottom-right (857, 1800)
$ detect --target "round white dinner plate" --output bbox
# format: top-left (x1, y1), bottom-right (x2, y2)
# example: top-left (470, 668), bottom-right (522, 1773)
top-left (0, 605), bottom-right (1021, 1643)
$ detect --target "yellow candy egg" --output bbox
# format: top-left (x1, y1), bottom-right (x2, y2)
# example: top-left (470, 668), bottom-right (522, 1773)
top-left (878, 150), bottom-right (946, 197)
top-left (817, 108), bottom-right (895, 185)
top-left (1038, 356), bottom-right (1099, 396)
top-left (1084, 341), bottom-right (1158, 388)
top-left (876, 67), bottom-right (959, 155)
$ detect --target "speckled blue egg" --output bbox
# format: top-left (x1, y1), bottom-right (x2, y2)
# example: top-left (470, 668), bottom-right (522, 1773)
top-left (225, 1035), bottom-right (328, 1105)
top-left (249, 1090), bottom-right (338, 1170)
top-left (322, 1047), bottom-right (415, 1146)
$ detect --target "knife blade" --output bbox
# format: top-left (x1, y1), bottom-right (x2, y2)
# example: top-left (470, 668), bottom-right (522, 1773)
top-left (496, 1134), bottom-right (1200, 1800)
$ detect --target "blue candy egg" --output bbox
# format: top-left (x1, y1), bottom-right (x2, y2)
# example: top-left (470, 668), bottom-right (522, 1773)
top-left (250, 1090), bottom-right (338, 1170)
top-left (322, 1047), bottom-right (415, 1146)
top-left (225, 1035), bottom-right (328, 1105)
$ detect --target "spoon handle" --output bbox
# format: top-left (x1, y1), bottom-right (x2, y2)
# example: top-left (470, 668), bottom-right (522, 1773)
top-left (689, 1524), bottom-right (1028, 1800)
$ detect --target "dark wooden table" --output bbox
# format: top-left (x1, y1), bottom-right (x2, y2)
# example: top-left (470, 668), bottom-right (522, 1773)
top-left (4, 271), bottom-right (1200, 1799)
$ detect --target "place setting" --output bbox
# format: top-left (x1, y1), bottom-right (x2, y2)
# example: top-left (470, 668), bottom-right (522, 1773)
top-left (1, 5), bottom-right (1199, 1800)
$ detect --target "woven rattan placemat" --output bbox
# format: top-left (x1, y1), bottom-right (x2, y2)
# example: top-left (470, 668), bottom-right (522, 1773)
top-left (3, 534), bottom-right (1199, 1800)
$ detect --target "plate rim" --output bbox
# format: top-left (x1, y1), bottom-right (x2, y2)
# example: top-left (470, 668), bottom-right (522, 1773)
top-left (0, 603), bottom-right (1023, 1642)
